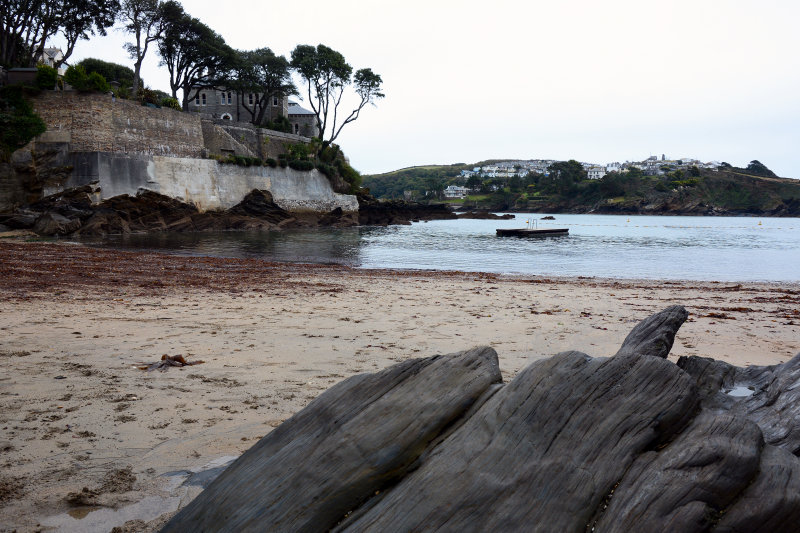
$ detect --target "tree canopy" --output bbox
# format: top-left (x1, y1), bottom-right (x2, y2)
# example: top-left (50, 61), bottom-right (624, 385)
top-left (77, 57), bottom-right (137, 87)
top-left (0, 0), bottom-right (119, 68)
top-left (290, 44), bottom-right (383, 147)
top-left (227, 48), bottom-right (296, 125)
top-left (120, 0), bottom-right (168, 93)
top-left (157, 2), bottom-right (234, 108)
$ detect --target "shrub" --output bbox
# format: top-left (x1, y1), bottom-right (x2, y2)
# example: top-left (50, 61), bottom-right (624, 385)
top-left (64, 65), bottom-right (111, 93)
top-left (279, 159), bottom-right (288, 168)
top-left (336, 159), bottom-right (362, 189)
top-left (77, 58), bottom-right (137, 88)
top-left (138, 87), bottom-right (161, 106)
top-left (64, 65), bottom-right (89, 90)
top-left (35, 65), bottom-right (58, 90)
top-left (671, 178), bottom-right (699, 188)
top-left (216, 154), bottom-right (264, 167)
top-left (113, 85), bottom-right (131, 99)
top-left (160, 97), bottom-right (181, 110)
top-left (315, 162), bottom-right (335, 178)
top-left (263, 116), bottom-right (292, 133)
top-left (87, 71), bottom-right (111, 93)
top-left (265, 158), bottom-right (277, 168)
top-left (286, 142), bottom-right (310, 162)
top-left (289, 159), bottom-right (315, 171)
top-left (0, 86), bottom-right (47, 160)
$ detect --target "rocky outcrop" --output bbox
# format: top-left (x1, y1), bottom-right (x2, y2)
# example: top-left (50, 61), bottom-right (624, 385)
top-left (162, 306), bottom-right (800, 532)
top-left (356, 192), bottom-right (456, 225)
top-left (455, 211), bottom-right (515, 219)
top-left (0, 187), bottom-right (358, 236)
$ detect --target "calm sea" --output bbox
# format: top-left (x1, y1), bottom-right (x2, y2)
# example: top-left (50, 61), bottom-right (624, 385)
top-left (78, 214), bottom-right (800, 283)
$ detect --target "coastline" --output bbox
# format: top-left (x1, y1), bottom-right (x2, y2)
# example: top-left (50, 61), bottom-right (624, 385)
top-left (1, 239), bottom-right (799, 532)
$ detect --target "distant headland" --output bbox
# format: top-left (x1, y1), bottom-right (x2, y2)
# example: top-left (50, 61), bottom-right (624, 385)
top-left (363, 158), bottom-right (800, 216)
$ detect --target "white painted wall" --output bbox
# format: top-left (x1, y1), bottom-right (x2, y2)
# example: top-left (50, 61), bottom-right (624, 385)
top-left (57, 152), bottom-right (358, 214)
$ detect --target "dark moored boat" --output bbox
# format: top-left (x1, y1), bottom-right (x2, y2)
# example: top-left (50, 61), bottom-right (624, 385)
top-left (496, 227), bottom-right (569, 237)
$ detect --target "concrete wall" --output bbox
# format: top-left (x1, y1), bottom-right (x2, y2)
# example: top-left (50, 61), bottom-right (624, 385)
top-left (47, 152), bottom-right (358, 213)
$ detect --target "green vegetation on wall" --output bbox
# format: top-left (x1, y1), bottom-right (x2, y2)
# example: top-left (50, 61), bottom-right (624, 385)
top-left (0, 86), bottom-right (47, 161)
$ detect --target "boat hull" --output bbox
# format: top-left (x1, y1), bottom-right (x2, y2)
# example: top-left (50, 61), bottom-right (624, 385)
top-left (496, 228), bottom-right (569, 237)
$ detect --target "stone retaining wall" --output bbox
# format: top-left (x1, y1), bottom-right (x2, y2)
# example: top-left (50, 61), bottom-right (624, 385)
top-left (32, 91), bottom-right (205, 158)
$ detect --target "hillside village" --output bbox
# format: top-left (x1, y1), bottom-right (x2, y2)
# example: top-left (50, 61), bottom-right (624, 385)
top-left (445, 155), bottom-right (722, 198)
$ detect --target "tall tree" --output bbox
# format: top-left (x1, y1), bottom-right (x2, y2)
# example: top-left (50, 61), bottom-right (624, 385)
top-left (0, 0), bottom-right (118, 68)
top-left (120, 0), bottom-right (165, 94)
top-left (545, 160), bottom-right (587, 194)
top-left (290, 44), bottom-right (383, 147)
top-left (228, 48), bottom-right (296, 125)
top-left (77, 57), bottom-right (137, 86)
top-left (157, 4), bottom-right (233, 109)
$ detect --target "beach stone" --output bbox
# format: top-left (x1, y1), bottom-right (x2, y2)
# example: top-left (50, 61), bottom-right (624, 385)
top-left (161, 306), bottom-right (800, 532)
top-left (3, 210), bottom-right (38, 229)
top-left (32, 212), bottom-right (81, 236)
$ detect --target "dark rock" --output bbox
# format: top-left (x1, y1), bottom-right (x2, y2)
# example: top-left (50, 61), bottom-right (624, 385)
top-left (0, 223), bottom-right (8, 232)
top-left (541, 215), bottom-right (555, 220)
top-left (356, 192), bottom-right (456, 226)
top-left (227, 189), bottom-right (291, 224)
top-left (162, 346), bottom-right (502, 532)
top-left (456, 211), bottom-right (515, 219)
top-left (591, 411), bottom-right (762, 532)
top-left (32, 212), bottom-right (81, 236)
top-left (2, 209), bottom-right (39, 229)
top-left (161, 305), bottom-right (800, 533)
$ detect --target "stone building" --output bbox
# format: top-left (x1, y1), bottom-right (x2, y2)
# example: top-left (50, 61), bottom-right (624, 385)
top-left (187, 88), bottom-right (318, 138)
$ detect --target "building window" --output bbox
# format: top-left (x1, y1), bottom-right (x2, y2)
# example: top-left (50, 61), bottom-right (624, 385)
top-left (195, 95), bottom-right (199, 105)
top-left (248, 93), bottom-right (254, 105)
top-left (221, 113), bottom-right (232, 120)
top-left (273, 96), bottom-right (278, 106)
top-left (294, 123), bottom-right (299, 134)
top-left (201, 93), bottom-right (206, 105)
top-left (227, 91), bottom-right (232, 105)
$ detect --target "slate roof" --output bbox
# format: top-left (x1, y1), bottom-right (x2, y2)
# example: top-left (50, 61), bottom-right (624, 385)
top-left (288, 102), bottom-right (315, 115)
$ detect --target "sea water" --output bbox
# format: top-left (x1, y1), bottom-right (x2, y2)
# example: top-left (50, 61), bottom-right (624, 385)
top-left (79, 214), bottom-right (800, 282)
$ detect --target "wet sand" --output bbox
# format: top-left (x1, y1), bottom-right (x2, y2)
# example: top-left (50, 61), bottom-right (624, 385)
top-left (1, 240), bottom-right (798, 532)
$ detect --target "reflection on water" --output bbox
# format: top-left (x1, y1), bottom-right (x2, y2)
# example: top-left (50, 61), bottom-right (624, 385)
top-left (77, 214), bottom-right (800, 282)
top-left (81, 228), bottom-right (366, 265)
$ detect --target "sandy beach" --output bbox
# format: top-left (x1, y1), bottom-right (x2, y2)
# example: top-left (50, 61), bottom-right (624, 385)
top-left (1, 239), bottom-right (799, 532)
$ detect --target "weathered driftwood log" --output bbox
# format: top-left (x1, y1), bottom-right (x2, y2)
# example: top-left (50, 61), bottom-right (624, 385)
top-left (162, 305), bottom-right (800, 533)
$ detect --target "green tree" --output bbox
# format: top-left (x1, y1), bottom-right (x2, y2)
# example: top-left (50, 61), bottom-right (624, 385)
top-left (290, 44), bottom-right (384, 148)
top-left (35, 64), bottom-right (58, 89)
top-left (77, 58), bottom-right (137, 87)
top-left (228, 48), bottom-right (296, 125)
top-left (1, 0), bottom-right (119, 68)
top-left (0, 85), bottom-right (46, 160)
top-left (120, 0), bottom-right (168, 94)
top-left (157, 3), bottom-right (234, 109)
top-left (544, 160), bottom-right (586, 194)
top-left (466, 174), bottom-right (482, 190)
top-left (744, 160), bottom-right (776, 178)
top-left (64, 64), bottom-right (110, 92)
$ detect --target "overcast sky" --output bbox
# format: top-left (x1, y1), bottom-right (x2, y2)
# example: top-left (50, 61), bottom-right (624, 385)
top-left (58, 0), bottom-right (800, 178)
